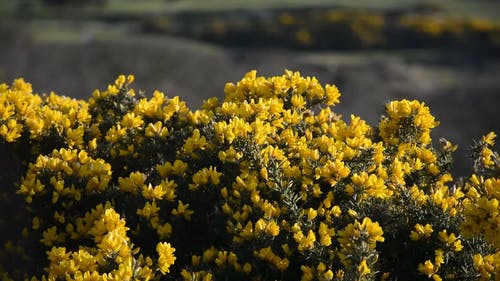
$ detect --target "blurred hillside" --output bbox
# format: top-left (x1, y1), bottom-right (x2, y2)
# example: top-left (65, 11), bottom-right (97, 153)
top-left (1, 0), bottom-right (500, 174)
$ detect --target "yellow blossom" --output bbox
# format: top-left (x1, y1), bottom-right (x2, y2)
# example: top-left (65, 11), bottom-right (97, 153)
top-left (410, 223), bottom-right (434, 240)
top-left (483, 132), bottom-right (496, 146)
top-left (189, 166), bottom-right (222, 190)
top-left (141, 183), bottom-right (167, 200)
top-left (265, 220), bottom-right (280, 237)
top-left (171, 200), bottom-right (194, 221)
top-left (157, 242), bottom-right (176, 275)
top-left (137, 202), bottom-right (160, 220)
top-left (418, 260), bottom-right (437, 277)
top-left (118, 171), bottom-right (146, 194)
top-left (358, 259), bottom-right (371, 275)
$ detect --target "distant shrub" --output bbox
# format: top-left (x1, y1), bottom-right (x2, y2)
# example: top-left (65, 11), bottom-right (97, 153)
top-left (394, 15), bottom-right (500, 52)
top-left (0, 72), bottom-right (499, 280)
top-left (143, 8), bottom-right (500, 54)
top-left (40, 0), bottom-right (105, 6)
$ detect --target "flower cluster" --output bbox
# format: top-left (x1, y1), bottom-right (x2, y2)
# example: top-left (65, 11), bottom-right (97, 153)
top-left (0, 71), bottom-right (499, 280)
top-left (460, 132), bottom-right (500, 280)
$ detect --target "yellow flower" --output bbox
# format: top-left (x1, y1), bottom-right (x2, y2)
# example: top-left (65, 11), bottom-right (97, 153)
top-left (438, 230), bottom-right (463, 251)
top-left (158, 179), bottom-right (177, 202)
top-left (156, 222), bottom-right (173, 239)
top-left (325, 84), bottom-right (341, 105)
top-left (47, 246), bottom-right (70, 264)
top-left (137, 202), bottom-right (160, 220)
top-left (25, 115), bottom-right (45, 136)
top-left (201, 247), bottom-right (216, 264)
top-left (418, 260), bottom-right (437, 277)
top-left (305, 208), bottom-right (318, 220)
top-left (338, 217), bottom-right (384, 267)
top-left (183, 128), bottom-right (208, 155)
top-left (349, 172), bottom-right (392, 199)
top-left (99, 229), bottom-right (127, 254)
top-left (410, 223), bottom-right (433, 240)
top-left (145, 121), bottom-right (169, 138)
top-left (171, 160), bottom-right (188, 175)
top-left (157, 242), bottom-right (176, 275)
top-left (432, 274), bottom-right (443, 281)
top-left (88, 138), bottom-right (98, 150)
top-left (260, 167), bottom-right (268, 180)
top-left (275, 258), bottom-right (290, 271)
top-left (318, 222), bottom-right (334, 246)
top-left (379, 99), bottom-right (438, 145)
top-left (439, 138), bottom-right (458, 152)
top-left (40, 226), bottom-right (59, 247)
top-left (243, 262), bottom-right (252, 274)
top-left (481, 147), bottom-right (495, 167)
top-left (254, 246), bottom-right (289, 271)
top-left (265, 220), bottom-right (280, 237)
top-left (126, 74), bottom-right (134, 84)
top-left (409, 185), bottom-right (428, 204)
top-left (291, 94), bottom-right (306, 109)
top-left (12, 77), bottom-right (33, 92)
top-left (171, 200), bottom-right (194, 221)
top-left (331, 205), bottom-right (342, 217)
top-left (358, 259), bottom-right (371, 275)
top-left (361, 217), bottom-right (385, 244)
top-left (141, 183), bottom-right (167, 200)
top-left (114, 74), bottom-right (126, 88)
top-left (347, 208), bottom-right (359, 218)
top-left (254, 218), bottom-right (266, 234)
top-left (294, 229), bottom-right (316, 251)
top-left (0, 119), bottom-right (23, 142)
top-left (300, 265), bottom-right (314, 281)
top-left (163, 96), bottom-right (187, 121)
top-left (434, 249), bottom-right (445, 266)
top-left (65, 127), bottom-right (84, 147)
top-left (189, 166), bottom-right (222, 190)
top-left (317, 159), bottom-right (351, 186)
top-left (105, 124), bottom-right (126, 143)
top-left (483, 132), bottom-right (496, 146)
top-left (118, 171), bottom-right (146, 194)
top-left (72, 249), bottom-right (97, 273)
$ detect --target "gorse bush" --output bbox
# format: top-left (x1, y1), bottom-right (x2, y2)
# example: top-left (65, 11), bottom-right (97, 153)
top-left (0, 71), bottom-right (499, 280)
top-left (144, 8), bottom-right (500, 54)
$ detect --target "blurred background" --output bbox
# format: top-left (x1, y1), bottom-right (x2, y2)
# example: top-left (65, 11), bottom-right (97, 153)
top-left (1, 0), bottom-right (500, 174)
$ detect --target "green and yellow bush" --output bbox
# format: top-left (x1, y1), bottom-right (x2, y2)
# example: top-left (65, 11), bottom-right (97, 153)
top-left (0, 71), bottom-right (500, 280)
top-left (144, 8), bottom-right (500, 53)
top-left (395, 15), bottom-right (500, 51)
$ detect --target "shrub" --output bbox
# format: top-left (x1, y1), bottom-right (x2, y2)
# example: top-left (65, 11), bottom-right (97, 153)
top-left (143, 8), bottom-right (500, 54)
top-left (40, 0), bottom-right (106, 6)
top-left (0, 71), bottom-right (499, 280)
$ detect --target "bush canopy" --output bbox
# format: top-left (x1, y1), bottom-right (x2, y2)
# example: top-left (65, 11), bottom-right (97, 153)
top-left (0, 71), bottom-right (499, 280)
